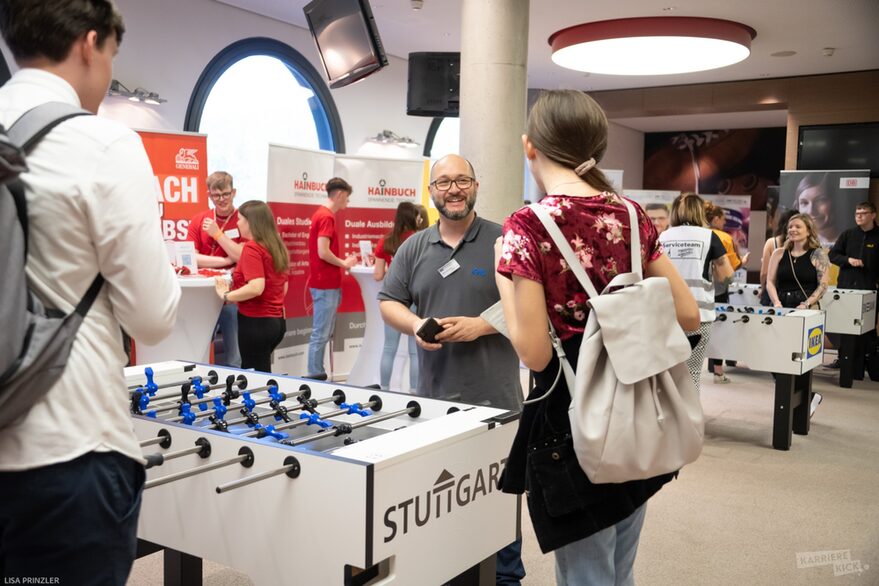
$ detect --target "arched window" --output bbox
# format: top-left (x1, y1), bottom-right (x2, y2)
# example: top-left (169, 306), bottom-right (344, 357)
top-left (423, 117), bottom-right (460, 160)
top-left (185, 37), bottom-right (344, 201)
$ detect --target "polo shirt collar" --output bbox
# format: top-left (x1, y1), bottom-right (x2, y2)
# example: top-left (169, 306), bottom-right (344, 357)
top-left (428, 214), bottom-right (483, 245)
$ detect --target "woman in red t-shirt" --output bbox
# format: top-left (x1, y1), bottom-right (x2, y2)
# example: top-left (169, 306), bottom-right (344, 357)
top-left (373, 202), bottom-right (426, 390)
top-left (215, 201), bottom-right (289, 372)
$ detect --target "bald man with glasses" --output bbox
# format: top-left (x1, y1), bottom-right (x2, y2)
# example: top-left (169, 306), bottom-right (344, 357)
top-left (186, 170), bottom-right (244, 367)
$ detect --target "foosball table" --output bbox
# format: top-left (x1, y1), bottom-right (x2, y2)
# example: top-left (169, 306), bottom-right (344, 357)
top-left (126, 361), bottom-right (520, 585)
top-left (705, 305), bottom-right (825, 450)
top-left (728, 284), bottom-right (876, 387)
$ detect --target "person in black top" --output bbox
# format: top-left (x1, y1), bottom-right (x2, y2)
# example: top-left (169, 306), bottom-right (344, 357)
top-left (829, 202), bottom-right (879, 378)
top-left (829, 202), bottom-right (879, 291)
top-left (767, 213), bottom-right (830, 416)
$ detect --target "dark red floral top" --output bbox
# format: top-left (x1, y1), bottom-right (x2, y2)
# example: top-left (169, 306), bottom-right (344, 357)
top-left (497, 193), bottom-right (662, 340)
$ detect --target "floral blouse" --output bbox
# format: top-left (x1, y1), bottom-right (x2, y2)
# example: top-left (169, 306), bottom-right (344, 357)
top-left (497, 193), bottom-right (662, 340)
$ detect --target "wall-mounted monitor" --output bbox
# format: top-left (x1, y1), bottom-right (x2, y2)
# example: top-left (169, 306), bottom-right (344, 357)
top-left (303, 0), bottom-right (388, 89)
top-left (407, 52), bottom-right (460, 117)
top-left (798, 122), bottom-right (879, 178)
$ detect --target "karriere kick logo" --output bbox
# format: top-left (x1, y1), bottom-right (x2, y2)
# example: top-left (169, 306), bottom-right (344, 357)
top-left (174, 148), bottom-right (199, 170)
top-left (383, 459), bottom-right (506, 543)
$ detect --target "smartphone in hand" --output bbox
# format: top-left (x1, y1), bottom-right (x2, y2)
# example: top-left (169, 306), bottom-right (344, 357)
top-left (416, 317), bottom-right (443, 343)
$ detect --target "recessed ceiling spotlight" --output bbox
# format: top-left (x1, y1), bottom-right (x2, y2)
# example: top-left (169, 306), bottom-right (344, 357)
top-left (549, 17), bottom-right (756, 76)
top-left (822, 47), bottom-right (836, 57)
top-left (661, 6), bottom-right (677, 11)
top-left (770, 50), bottom-right (797, 57)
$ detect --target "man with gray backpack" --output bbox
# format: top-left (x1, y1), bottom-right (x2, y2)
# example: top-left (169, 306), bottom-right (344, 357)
top-left (0, 1), bottom-right (180, 583)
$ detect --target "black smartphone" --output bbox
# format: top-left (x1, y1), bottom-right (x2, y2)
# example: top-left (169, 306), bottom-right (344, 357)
top-left (416, 317), bottom-right (443, 343)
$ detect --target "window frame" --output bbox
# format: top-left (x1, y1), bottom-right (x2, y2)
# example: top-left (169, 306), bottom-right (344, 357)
top-left (184, 37), bottom-right (345, 153)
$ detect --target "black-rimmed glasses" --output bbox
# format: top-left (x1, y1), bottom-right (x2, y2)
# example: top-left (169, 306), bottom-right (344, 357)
top-left (430, 177), bottom-right (474, 191)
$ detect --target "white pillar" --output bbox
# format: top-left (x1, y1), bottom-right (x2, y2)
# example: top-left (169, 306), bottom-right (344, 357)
top-left (459, 0), bottom-right (530, 224)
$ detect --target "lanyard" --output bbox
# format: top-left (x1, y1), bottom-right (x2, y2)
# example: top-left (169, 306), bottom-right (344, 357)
top-left (209, 208), bottom-right (236, 256)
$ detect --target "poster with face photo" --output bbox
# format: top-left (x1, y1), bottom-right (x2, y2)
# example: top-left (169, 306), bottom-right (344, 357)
top-left (779, 170), bottom-right (870, 247)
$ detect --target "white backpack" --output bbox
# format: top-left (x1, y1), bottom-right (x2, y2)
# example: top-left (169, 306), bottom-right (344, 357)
top-left (529, 200), bottom-right (704, 484)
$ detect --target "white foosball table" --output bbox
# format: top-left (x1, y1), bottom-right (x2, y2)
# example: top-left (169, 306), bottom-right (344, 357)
top-left (126, 361), bottom-right (520, 585)
top-left (727, 284), bottom-right (876, 387)
top-left (705, 305), bottom-right (825, 449)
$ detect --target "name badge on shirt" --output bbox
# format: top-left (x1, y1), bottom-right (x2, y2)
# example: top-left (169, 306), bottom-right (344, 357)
top-left (225, 228), bottom-right (240, 239)
top-left (438, 259), bottom-right (460, 278)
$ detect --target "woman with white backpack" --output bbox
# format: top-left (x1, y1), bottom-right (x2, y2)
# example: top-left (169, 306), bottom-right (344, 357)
top-left (495, 90), bottom-right (700, 585)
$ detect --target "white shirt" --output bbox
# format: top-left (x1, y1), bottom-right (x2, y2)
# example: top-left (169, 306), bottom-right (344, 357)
top-left (0, 69), bottom-right (181, 470)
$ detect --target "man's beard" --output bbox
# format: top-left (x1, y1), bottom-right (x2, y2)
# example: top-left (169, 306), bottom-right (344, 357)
top-left (434, 195), bottom-right (475, 221)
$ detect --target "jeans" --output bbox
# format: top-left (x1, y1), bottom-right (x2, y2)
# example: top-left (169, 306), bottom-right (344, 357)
top-left (308, 287), bottom-right (341, 377)
top-left (0, 451), bottom-right (145, 585)
top-left (380, 322), bottom-right (419, 391)
top-left (216, 302), bottom-right (241, 367)
top-left (554, 503), bottom-right (647, 586)
top-left (496, 538), bottom-right (526, 585)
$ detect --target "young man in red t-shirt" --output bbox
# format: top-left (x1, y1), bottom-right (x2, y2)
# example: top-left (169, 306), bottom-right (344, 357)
top-left (186, 171), bottom-right (244, 366)
top-left (306, 177), bottom-right (358, 378)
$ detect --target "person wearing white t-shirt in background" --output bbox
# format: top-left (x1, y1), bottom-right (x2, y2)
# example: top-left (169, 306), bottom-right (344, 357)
top-left (0, 1), bottom-right (180, 583)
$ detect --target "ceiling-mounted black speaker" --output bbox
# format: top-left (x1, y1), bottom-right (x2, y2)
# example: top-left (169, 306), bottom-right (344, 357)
top-left (407, 52), bottom-right (459, 117)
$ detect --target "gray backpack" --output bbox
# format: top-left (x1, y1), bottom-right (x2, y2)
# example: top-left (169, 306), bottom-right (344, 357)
top-left (0, 102), bottom-right (101, 429)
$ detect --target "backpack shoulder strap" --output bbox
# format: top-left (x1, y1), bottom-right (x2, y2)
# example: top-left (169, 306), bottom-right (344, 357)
top-left (7, 102), bottom-right (91, 152)
top-left (529, 202), bottom-right (600, 300)
top-left (6, 102), bottom-right (91, 258)
top-left (529, 197), bottom-right (643, 298)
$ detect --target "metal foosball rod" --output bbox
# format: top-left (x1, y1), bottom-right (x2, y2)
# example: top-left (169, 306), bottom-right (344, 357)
top-left (136, 374), bottom-right (248, 417)
top-left (164, 386), bottom-right (310, 425)
top-left (150, 373), bottom-right (247, 405)
top-left (139, 428), bottom-right (172, 449)
top-left (144, 446), bottom-right (254, 490)
top-left (215, 456), bottom-right (301, 494)
top-left (143, 438), bottom-right (211, 469)
top-left (239, 393), bottom-right (352, 439)
top-left (243, 391), bottom-right (363, 437)
top-left (283, 401), bottom-right (422, 448)
top-left (220, 390), bottom-right (332, 429)
top-left (150, 378), bottom-right (284, 416)
top-left (128, 366), bottom-right (212, 393)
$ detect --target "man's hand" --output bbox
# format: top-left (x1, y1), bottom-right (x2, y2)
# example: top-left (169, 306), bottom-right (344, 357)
top-left (203, 217), bottom-right (221, 239)
top-left (435, 316), bottom-right (489, 343)
top-left (413, 317), bottom-right (443, 352)
top-left (849, 257), bottom-right (864, 267)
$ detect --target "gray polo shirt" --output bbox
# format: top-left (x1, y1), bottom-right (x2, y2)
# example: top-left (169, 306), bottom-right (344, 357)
top-left (378, 216), bottom-right (522, 411)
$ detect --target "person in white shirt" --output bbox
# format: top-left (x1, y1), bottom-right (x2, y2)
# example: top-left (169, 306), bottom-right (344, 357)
top-left (0, 1), bottom-right (180, 583)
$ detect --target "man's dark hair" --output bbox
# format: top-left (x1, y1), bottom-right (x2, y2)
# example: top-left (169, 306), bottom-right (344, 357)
top-left (0, 0), bottom-right (125, 63)
top-left (856, 201), bottom-right (876, 214)
top-left (326, 177), bottom-right (352, 197)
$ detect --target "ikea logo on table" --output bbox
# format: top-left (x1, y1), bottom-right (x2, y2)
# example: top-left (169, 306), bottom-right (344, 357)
top-left (807, 326), bottom-right (824, 357)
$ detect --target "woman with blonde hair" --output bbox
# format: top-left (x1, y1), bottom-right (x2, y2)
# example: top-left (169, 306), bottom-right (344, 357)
top-left (215, 201), bottom-right (289, 372)
top-left (495, 89), bottom-right (700, 585)
top-left (659, 193), bottom-right (734, 389)
top-left (766, 213), bottom-right (829, 416)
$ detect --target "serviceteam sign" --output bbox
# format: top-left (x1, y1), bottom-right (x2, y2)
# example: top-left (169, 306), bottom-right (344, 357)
top-left (266, 144), bottom-right (425, 377)
top-left (137, 130), bottom-right (209, 240)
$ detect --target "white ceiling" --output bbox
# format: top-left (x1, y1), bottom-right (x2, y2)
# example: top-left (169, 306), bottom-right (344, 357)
top-left (216, 0), bottom-right (879, 130)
